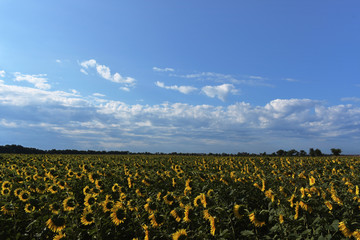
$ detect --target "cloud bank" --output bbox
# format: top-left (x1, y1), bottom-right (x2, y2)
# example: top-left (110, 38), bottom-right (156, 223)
top-left (1, 79), bottom-right (360, 153)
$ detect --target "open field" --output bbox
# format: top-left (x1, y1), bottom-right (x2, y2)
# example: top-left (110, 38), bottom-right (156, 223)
top-left (1, 154), bottom-right (360, 239)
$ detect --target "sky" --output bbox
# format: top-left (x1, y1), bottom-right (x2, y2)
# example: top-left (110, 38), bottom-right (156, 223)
top-left (0, 1), bottom-right (360, 154)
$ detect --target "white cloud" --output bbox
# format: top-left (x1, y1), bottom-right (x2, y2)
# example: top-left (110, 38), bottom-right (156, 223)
top-left (56, 59), bottom-right (62, 63)
top-left (341, 97), bottom-right (360, 102)
top-left (201, 84), bottom-right (237, 101)
top-left (93, 93), bottom-right (105, 97)
top-left (284, 78), bottom-right (299, 82)
top-left (80, 69), bottom-right (88, 75)
top-left (153, 67), bottom-right (174, 72)
top-left (13, 72), bottom-right (51, 90)
top-left (0, 70), bottom-right (5, 77)
top-left (80, 59), bottom-right (136, 88)
top-left (1, 78), bottom-right (360, 153)
top-left (155, 81), bottom-right (197, 94)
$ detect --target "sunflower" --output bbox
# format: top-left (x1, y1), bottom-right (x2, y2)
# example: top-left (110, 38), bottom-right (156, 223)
top-left (83, 186), bottom-right (91, 195)
top-left (63, 197), bottom-right (77, 212)
top-left (81, 208), bottom-right (95, 225)
top-left (1, 188), bottom-right (11, 196)
top-left (339, 221), bottom-right (352, 238)
top-left (112, 183), bottom-right (121, 192)
top-left (2, 180), bottom-right (12, 190)
top-left (95, 179), bottom-right (104, 191)
top-left (142, 225), bottom-right (149, 240)
top-left (19, 190), bottom-right (31, 202)
top-left (294, 201), bottom-right (300, 220)
top-left (50, 203), bottom-right (62, 214)
top-left (1, 204), bottom-right (15, 216)
top-left (183, 205), bottom-right (193, 223)
top-left (163, 193), bottom-right (175, 205)
top-left (207, 189), bottom-right (214, 198)
top-left (209, 216), bottom-right (216, 236)
top-left (170, 209), bottom-right (182, 222)
top-left (24, 203), bottom-right (36, 213)
top-left (233, 204), bottom-right (247, 219)
top-left (309, 176), bottom-right (316, 186)
top-left (88, 172), bottom-right (100, 183)
top-left (149, 213), bottom-right (164, 228)
top-left (110, 206), bottom-right (127, 225)
top-left (48, 185), bottom-right (59, 194)
top-left (57, 180), bottom-right (66, 190)
top-left (172, 229), bottom-right (187, 240)
top-left (102, 199), bottom-right (114, 213)
top-left (84, 194), bottom-right (97, 208)
top-left (279, 214), bottom-right (284, 224)
top-left (14, 188), bottom-right (23, 197)
top-left (53, 232), bottom-right (66, 240)
top-left (46, 215), bottom-right (66, 233)
top-left (324, 201), bottom-right (333, 211)
top-left (249, 212), bottom-right (265, 227)
top-left (36, 184), bottom-right (47, 194)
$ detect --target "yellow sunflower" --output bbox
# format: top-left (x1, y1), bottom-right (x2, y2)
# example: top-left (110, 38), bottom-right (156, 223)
top-left (1, 181), bottom-right (12, 190)
top-left (19, 190), bottom-right (31, 202)
top-left (1, 188), bottom-right (11, 196)
top-left (63, 197), bottom-right (77, 212)
top-left (110, 206), bottom-right (127, 225)
top-left (172, 229), bottom-right (187, 240)
top-left (24, 203), bottom-right (36, 213)
top-left (339, 221), bottom-right (352, 238)
top-left (148, 213), bottom-right (164, 228)
top-left (53, 232), bottom-right (66, 240)
top-left (50, 203), bottom-right (61, 214)
top-left (84, 194), bottom-right (97, 208)
top-left (46, 215), bottom-right (66, 233)
top-left (81, 208), bottom-right (95, 225)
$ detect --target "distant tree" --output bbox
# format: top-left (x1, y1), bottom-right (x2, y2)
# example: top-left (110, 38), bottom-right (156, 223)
top-left (299, 150), bottom-right (307, 156)
top-left (314, 148), bottom-right (323, 156)
top-left (276, 149), bottom-right (286, 156)
top-left (287, 149), bottom-right (299, 156)
top-left (309, 148), bottom-right (315, 157)
top-left (331, 148), bottom-right (342, 156)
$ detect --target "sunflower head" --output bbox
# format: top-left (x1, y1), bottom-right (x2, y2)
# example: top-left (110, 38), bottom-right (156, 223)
top-left (81, 209), bottom-right (95, 225)
top-left (110, 207), bottom-right (127, 226)
top-left (46, 215), bottom-right (66, 233)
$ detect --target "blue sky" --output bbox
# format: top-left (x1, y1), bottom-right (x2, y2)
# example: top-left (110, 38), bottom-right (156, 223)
top-left (1, 0), bottom-right (360, 154)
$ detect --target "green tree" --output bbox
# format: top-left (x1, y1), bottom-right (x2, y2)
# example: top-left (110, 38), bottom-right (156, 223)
top-left (330, 148), bottom-right (342, 156)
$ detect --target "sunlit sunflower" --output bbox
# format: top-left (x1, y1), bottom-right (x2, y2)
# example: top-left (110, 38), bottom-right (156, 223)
top-left (46, 215), bottom-right (66, 233)
top-left (19, 190), bottom-right (31, 202)
top-left (95, 179), bottom-right (104, 191)
top-left (24, 203), bottom-right (36, 213)
top-left (142, 224), bottom-right (149, 240)
top-left (110, 206), bottom-right (127, 225)
top-left (209, 216), bottom-right (216, 236)
top-left (136, 189), bottom-right (145, 197)
top-left (50, 203), bottom-right (61, 214)
top-left (63, 197), bottom-right (77, 212)
top-left (81, 208), bottom-right (95, 225)
top-left (84, 194), bottom-right (97, 208)
top-left (172, 229), bottom-right (187, 240)
top-left (207, 189), bottom-right (214, 198)
top-left (309, 176), bottom-right (316, 186)
top-left (279, 214), bottom-right (284, 224)
top-left (88, 172), bottom-right (100, 183)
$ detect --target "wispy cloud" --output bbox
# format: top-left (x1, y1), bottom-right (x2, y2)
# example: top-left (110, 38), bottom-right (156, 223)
top-left (55, 59), bottom-right (62, 63)
top-left (0, 70), bottom-right (5, 78)
top-left (341, 97), bottom-right (360, 102)
top-left (201, 84), bottom-right (237, 101)
top-left (174, 71), bottom-right (273, 87)
top-left (155, 81), bottom-right (197, 94)
top-left (80, 59), bottom-right (136, 89)
top-left (13, 72), bottom-right (51, 90)
top-left (153, 67), bottom-right (174, 72)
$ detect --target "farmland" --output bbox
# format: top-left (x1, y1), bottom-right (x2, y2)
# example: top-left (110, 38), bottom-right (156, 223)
top-left (0, 154), bottom-right (360, 239)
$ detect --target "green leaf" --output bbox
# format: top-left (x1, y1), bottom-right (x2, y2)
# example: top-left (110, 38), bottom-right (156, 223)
top-left (241, 230), bottom-right (255, 236)
top-left (331, 219), bottom-right (339, 231)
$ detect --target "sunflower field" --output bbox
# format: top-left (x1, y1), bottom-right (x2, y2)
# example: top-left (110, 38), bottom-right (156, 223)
top-left (0, 154), bottom-right (360, 240)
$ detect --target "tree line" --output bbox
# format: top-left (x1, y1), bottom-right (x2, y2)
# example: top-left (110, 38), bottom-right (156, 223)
top-left (0, 144), bottom-right (344, 156)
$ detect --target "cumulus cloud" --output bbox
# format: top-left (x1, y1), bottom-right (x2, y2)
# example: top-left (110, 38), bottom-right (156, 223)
top-left (153, 67), bottom-right (174, 72)
top-left (155, 81), bottom-right (197, 94)
top-left (0, 70), bottom-right (5, 78)
top-left (1, 79), bottom-right (360, 153)
top-left (341, 97), bottom-right (360, 102)
top-left (13, 72), bottom-right (51, 90)
top-left (80, 59), bottom-right (136, 88)
top-left (201, 84), bottom-right (237, 101)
